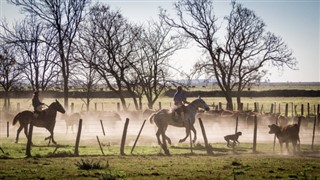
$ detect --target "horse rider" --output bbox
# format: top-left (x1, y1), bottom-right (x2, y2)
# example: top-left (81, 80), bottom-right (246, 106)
top-left (172, 86), bottom-right (189, 121)
top-left (32, 91), bottom-right (45, 118)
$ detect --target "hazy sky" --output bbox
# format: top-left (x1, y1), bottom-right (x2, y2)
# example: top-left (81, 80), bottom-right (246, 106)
top-left (0, 0), bottom-right (319, 82)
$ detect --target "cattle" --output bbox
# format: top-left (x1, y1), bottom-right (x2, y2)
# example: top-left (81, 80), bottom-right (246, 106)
top-left (268, 123), bottom-right (300, 154)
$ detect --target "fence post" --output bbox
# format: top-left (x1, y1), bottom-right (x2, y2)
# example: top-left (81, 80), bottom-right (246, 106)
top-left (270, 104), bottom-right (274, 114)
top-left (120, 118), bottom-right (130, 155)
top-left (96, 136), bottom-right (105, 155)
top-left (158, 102), bottom-right (162, 109)
top-left (7, 121), bottom-right (9, 138)
top-left (74, 119), bottom-right (83, 156)
top-left (291, 103), bottom-right (294, 117)
top-left (301, 104), bottom-right (304, 116)
top-left (17, 103), bottom-right (20, 111)
top-left (253, 115), bottom-right (257, 153)
top-left (235, 116), bottom-right (239, 134)
top-left (71, 103), bottom-right (74, 113)
top-left (117, 103), bottom-right (120, 111)
top-left (312, 116), bottom-right (317, 151)
top-left (317, 104), bottom-right (320, 128)
top-left (131, 120), bottom-right (146, 154)
top-left (285, 103), bottom-right (288, 117)
top-left (198, 118), bottom-right (213, 155)
top-left (26, 121), bottom-right (34, 157)
top-left (100, 120), bottom-right (105, 136)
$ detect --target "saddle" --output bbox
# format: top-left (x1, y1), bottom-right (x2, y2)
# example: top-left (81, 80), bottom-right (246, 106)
top-left (33, 111), bottom-right (46, 120)
top-left (172, 105), bottom-right (187, 122)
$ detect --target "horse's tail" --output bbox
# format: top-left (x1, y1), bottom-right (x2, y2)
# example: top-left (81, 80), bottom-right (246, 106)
top-left (12, 112), bottom-right (21, 125)
top-left (149, 113), bottom-right (156, 124)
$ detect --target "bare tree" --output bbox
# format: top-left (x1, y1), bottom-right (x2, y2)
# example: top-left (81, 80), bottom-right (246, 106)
top-left (0, 16), bottom-right (59, 92)
top-left (9, 0), bottom-right (89, 109)
top-left (73, 25), bottom-right (102, 111)
top-left (86, 4), bottom-right (141, 111)
top-left (0, 47), bottom-right (22, 110)
top-left (135, 19), bottom-right (186, 109)
top-left (161, 0), bottom-right (296, 110)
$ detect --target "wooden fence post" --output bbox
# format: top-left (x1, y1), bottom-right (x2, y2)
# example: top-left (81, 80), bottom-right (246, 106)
top-left (291, 103), bottom-right (294, 117)
top-left (96, 136), bottom-right (105, 155)
top-left (307, 103), bottom-right (310, 117)
top-left (270, 104), bottom-right (274, 114)
top-left (26, 121), bottom-right (34, 157)
top-left (235, 116), bottom-right (239, 134)
top-left (253, 115), bottom-right (257, 153)
top-left (158, 102), bottom-right (162, 109)
top-left (120, 118), bottom-right (130, 155)
top-left (198, 118), bottom-right (213, 155)
top-left (74, 119), bottom-right (83, 156)
top-left (317, 104), bottom-right (320, 128)
top-left (311, 116), bottom-right (317, 151)
top-left (117, 103), bottom-right (120, 111)
top-left (71, 103), bottom-right (74, 113)
top-left (100, 120), bottom-right (105, 136)
top-left (131, 120), bottom-right (146, 154)
top-left (285, 103), bottom-right (288, 117)
top-left (7, 121), bottom-right (9, 138)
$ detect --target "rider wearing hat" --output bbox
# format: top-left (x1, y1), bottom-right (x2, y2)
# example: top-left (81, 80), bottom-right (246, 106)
top-left (172, 86), bottom-right (189, 122)
top-left (32, 91), bottom-right (45, 118)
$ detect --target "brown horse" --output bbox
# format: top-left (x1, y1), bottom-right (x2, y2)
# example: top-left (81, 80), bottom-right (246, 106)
top-left (149, 97), bottom-right (210, 146)
top-left (12, 100), bottom-right (66, 144)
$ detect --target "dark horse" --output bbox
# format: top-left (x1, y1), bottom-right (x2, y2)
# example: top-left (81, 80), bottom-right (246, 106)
top-left (149, 97), bottom-right (210, 146)
top-left (12, 100), bottom-right (66, 144)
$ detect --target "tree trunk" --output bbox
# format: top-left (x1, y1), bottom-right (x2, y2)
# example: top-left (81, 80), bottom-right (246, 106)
top-left (64, 80), bottom-right (69, 110)
top-left (225, 93), bottom-right (233, 110)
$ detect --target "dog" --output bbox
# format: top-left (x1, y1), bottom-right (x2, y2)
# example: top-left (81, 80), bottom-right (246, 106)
top-left (224, 132), bottom-right (242, 147)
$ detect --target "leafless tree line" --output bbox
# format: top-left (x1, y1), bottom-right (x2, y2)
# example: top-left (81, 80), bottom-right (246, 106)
top-left (0, 0), bottom-right (296, 111)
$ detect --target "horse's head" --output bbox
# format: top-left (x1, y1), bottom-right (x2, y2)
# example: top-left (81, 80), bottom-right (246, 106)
top-left (50, 100), bottom-right (66, 114)
top-left (192, 97), bottom-right (210, 111)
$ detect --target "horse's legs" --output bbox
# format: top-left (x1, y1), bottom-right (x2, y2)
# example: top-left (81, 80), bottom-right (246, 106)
top-left (191, 125), bottom-right (197, 144)
top-left (179, 126), bottom-right (190, 143)
top-left (15, 126), bottom-right (24, 143)
top-left (155, 129), bottom-right (162, 145)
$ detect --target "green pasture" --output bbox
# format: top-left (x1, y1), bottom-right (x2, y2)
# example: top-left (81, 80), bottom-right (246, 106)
top-left (0, 135), bottom-right (320, 179)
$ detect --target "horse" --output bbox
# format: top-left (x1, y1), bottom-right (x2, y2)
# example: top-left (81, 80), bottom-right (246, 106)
top-left (149, 97), bottom-right (210, 146)
top-left (60, 112), bottom-right (82, 134)
top-left (12, 100), bottom-right (66, 144)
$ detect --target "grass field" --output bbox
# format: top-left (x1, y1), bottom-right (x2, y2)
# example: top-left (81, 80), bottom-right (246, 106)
top-left (0, 136), bottom-right (319, 179)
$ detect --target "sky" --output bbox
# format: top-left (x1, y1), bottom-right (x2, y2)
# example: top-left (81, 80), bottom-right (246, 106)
top-left (0, 0), bottom-right (319, 82)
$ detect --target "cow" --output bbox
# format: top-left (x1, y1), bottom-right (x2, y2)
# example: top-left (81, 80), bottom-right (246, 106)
top-left (268, 123), bottom-right (300, 154)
